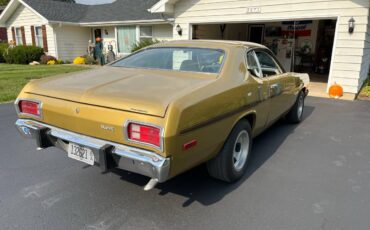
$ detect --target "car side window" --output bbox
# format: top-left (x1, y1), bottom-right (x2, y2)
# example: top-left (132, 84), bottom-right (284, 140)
top-left (255, 51), bottom-right (282, 77)
top-left (246, 51), bottom-right (262, 78)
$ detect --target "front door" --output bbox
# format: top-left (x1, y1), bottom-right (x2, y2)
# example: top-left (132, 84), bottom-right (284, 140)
top-left (248, 25), bottom-right (264, 44)
top-left (94, 29), bottom-right (102, 40)
top-left (117, 26), bottom-right (137, 54)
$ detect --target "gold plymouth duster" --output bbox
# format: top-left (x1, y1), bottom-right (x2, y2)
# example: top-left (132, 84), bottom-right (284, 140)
top-left (15, 40), bottom-right (309, 190)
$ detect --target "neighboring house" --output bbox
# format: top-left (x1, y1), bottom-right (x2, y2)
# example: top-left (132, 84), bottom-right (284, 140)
top-left (0, 0), bottom-right (173, 61)
top-left (0, 5), bottom-right (7, 41)
top-left (150, 0), bottom-right (370, 96)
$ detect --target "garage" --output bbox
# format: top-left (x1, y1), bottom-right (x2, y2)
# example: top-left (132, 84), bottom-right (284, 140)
top-left (191, 19), bottom-right (337, 96)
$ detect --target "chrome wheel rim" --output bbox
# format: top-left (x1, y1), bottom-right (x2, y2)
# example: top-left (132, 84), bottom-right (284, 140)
top-left (233, 130), bottom-right (250, 172)
top-left (297, 95), bottom-right (304, 119)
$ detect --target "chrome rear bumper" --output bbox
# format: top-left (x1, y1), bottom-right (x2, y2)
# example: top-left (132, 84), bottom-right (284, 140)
top-left (15, 119), bottom-right (170, 183)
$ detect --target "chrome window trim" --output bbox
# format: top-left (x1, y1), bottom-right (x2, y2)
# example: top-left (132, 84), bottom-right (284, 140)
top-left (14, 98), bottom-right (43, 120)
top-left (110, 47), bottom-right (227, 76)
top-left (254, 50), bottom-right (284, 76)
top-left (247, 47), bottom-right (286, 73)
top-left (246, 47), bottom-right (288, 80)
top-left (123, 120), bottom-right (164, 152)
top-left (245, 49), bottom-right (263, 79)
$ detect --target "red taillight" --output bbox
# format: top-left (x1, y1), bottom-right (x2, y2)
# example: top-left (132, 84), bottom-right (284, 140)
top-left (127, 123), bottom-right (161, 147)
top-left (18, 100), bottom-right (41, 117)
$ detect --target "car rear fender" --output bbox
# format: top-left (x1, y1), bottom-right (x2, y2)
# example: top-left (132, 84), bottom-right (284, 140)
top-left (231, 110), bottom-right (257, 137)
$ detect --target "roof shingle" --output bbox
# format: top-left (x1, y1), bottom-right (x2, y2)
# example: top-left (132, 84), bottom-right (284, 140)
top-left (23, 0), bottom-right (162, 23)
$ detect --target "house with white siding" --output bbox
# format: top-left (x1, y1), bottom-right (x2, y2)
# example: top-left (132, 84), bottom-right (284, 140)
top-left (0, 0), bottom-right (173, 61)
top-left (0, 0), bottom-right (369, 97)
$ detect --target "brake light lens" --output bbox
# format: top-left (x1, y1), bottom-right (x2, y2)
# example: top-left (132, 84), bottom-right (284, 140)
top-left (18, 100), bottom-right (41, 117)
top-left (127, 123), bottom-right (161, 147)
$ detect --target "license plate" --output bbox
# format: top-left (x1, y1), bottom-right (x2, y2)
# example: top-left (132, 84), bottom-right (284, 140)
top-left (68, 143), bottom-right (95, 166)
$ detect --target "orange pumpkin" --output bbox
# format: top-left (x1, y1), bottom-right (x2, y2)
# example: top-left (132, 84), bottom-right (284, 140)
top-left (329, 83), bottom-right (343, 98)
top-left (96, 37), bottom-right (102, 42)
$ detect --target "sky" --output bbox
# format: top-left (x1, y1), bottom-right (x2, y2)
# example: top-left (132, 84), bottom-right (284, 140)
top-left (76, 0), bottom-right (114, 5)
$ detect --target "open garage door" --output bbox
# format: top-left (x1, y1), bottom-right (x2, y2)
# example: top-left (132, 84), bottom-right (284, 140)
top-left (192, 20), bottom-right (337, 96)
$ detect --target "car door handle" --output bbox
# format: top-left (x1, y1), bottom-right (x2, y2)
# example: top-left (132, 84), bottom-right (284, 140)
top-left (270, 83), bottom-right (279, 89)
top-left (270, 83), bottom-right (282, 96)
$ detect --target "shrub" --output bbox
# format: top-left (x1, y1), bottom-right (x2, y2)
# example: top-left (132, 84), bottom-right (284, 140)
top-left (131, 39), bottom-right (160, 53)
top-left (0, 43), bottom-right (8, 63)
top-left (3, 45), bottom-right (44, 64)
top-left (84, 55), bottom-right (97, 65)
top-left (40, 55), bottom-right (57, 64)
top-left (73, 56), bottom-right (86, 65)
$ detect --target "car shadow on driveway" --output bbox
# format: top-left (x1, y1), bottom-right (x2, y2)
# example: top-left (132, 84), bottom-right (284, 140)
top-left (111, 105), bottom-right (315, 207)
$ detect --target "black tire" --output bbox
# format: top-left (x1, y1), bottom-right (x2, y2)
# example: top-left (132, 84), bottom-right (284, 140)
top-left (207, 120), bottom-right (252, 183)
top-left (286, 91), bottom-right (305, 124)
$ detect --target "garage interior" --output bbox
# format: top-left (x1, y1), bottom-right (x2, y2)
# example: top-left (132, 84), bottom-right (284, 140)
top-left (192, 20), bottom-right (337, 96)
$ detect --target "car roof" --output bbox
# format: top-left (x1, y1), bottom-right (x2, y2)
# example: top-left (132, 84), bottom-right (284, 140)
top-left (152, 40), bottom-right (266, 50)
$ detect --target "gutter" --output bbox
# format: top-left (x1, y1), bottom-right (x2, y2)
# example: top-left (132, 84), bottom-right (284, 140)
top-left (79, 19), bottom-right (173, 27)
top-left (49, 19), bottom-right (173, 27)
top-left (49, 21), bottom-right (80, 26)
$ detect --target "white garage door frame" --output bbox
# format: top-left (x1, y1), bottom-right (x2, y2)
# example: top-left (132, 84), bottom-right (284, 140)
top-left (188, 15), bottom-right (340, 93)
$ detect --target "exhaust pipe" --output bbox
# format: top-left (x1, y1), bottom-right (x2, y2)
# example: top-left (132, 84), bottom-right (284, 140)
top-left (143, 178), bottom-right (158, 191)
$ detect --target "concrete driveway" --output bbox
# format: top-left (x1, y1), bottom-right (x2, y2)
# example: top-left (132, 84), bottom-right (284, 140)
top-left (1, 97), bottom-right (370, 230)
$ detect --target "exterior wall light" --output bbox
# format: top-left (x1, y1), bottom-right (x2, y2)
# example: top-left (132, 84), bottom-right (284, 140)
top-left (176, 24), bottom-right (182, 36)
top-left (348, 17), bottom-right (355, 34)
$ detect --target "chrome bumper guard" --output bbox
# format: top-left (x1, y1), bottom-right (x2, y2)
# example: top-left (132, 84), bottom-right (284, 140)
top-left (15, 119), bottom-right (170, 183)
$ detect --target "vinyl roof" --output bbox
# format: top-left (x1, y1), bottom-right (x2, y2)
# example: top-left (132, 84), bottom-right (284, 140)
top-left (151, 40), bottom-right (266, 50)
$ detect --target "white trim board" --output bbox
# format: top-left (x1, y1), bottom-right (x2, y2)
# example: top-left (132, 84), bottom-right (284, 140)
top-left (186, 15), bottom-right (339, 25)
top-left (326, 16), bottom-right (341, 93)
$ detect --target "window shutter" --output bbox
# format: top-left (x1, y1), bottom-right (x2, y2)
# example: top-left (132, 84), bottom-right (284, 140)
top-left (11, 27), bottom-right (16, 44)
top-left (30, 26), bottom-right (36, 46)
top-left (20, 26), bottom-right (26, 45)
top-left (41, 25), bottom-right (48, 52)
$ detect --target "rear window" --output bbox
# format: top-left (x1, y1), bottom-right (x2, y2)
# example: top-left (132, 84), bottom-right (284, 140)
top-left (111, 47), bottom-right (225, 74)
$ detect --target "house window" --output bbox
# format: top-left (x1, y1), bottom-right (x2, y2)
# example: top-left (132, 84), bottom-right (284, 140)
top-left (34, 26), bottom-right (43, 48)
top-left (139, 26), bottom-right (153, 42)
top-left (15, 27), bottom-right (22, 45)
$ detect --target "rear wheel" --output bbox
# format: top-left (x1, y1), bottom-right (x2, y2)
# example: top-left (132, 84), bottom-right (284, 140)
top-left (207, 120), bottom-right (252, 182)
top-left (286, 91), bottom-right (305, 123)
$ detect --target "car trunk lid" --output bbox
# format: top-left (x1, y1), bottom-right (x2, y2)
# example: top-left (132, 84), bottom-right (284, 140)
top-left (25, 67), bottom-right (216, 117)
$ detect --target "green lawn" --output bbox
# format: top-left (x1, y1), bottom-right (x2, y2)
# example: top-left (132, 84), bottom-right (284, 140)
top-left (359, 75), bottom-right (370, 98)
top-left (0, 64), bottom-right (90, 103)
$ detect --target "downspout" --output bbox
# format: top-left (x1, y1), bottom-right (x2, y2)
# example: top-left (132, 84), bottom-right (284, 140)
top-left (52, 23), bottom-right (60, 60)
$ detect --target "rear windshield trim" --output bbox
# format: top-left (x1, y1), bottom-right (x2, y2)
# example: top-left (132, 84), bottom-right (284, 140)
top-left (110, 47), bottom-right (227, 75)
